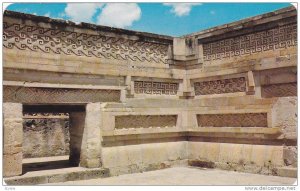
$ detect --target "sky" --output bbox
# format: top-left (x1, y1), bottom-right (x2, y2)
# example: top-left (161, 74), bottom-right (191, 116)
top-left (5, 3), bottom-right (292, 37)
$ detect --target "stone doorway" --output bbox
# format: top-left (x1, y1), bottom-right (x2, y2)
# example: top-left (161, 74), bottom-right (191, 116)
top-left (4, 102), bottom-right (102, 177)
top-left (22, 104), bottom-right (86, 173)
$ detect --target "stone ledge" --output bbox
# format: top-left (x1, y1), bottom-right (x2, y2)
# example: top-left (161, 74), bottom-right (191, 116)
top-left (188, 127), bottom-right (281, 134)
top-left (277, 167), bottom-right (297, 178)
top-left (102, 127), bottom-right (281, 137)
top-left (4, 167), bottom-right (109, 185)
top-left (3, 81), bottom-right (125, 90)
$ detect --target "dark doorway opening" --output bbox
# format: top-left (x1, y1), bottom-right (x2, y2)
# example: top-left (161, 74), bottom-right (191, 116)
top-left (22, 104), bottom-right (86, 174)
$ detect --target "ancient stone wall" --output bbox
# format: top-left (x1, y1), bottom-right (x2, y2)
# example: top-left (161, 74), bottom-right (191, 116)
top-left (23, 113), bottom-right (70, 158)
top-left (2, 6), bottom-right (297, 178)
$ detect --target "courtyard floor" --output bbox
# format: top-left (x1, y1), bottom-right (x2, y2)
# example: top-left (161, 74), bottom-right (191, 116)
top-left (46, 167), bottom-right (297, 185)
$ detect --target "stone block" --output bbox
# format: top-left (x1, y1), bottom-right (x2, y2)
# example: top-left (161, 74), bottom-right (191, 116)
top-left (142, 143), bottom-right (167, 164)
top-left (173, 38), bottom-right (186, 57)
top-left (219, 143), bottom-right (234, 163)
top-left (3, 103), bottom-right (22, 118)
top-left (240, 144), bottom-right (253, 164)
top-left (271, 97), bottom-right (297, 135)
top-left (277, 167), bottom-right (297, 178)
top-left (205, 142), bottom-right (221, 162)
top-left (270, 146), bottom-right (284, 166)
top-left (101, 147), bottom-right (116, 168)
top-left (3, 118), bottom-right (23, 146)
top-left (283, 146), bottom-right (297, 167)
top-left (86, 158), bottom-right (102, 168)
top-left (3, 152), bottom-right (22, 177)
top-left (188, 142), bottom-right (207, 160)
top-left (3, 144), bottom-right (22, 155)
top-left (251, 145), bottom-right (267, 166)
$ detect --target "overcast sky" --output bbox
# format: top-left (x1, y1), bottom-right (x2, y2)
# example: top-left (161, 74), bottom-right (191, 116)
top-left (6, 3), bottom-right (292, 36)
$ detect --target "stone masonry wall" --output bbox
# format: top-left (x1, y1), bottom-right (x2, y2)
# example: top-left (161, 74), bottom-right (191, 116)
top-left (2, 6), bottom-right (297, 178)
top-left (23, 114), bottom-right (70, 158)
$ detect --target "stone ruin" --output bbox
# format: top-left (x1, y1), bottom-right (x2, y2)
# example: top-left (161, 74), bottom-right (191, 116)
top-left (2, 6), bottom-right (297, 184)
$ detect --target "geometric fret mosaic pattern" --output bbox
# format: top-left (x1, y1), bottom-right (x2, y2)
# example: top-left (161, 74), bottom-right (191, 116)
top-left (194, 77), bottom-right (246, 95)
top-left (134, 81), bottom-right (179, 95)
top-left (197, 113), bottom-right (268, 127)
top-left (261, 83), bottom-right (297, 98)
top-left (115, 115), bottom-right (177, 129)
top-left (3, 86), bottom-right (120, 103)
top-left (3, 22), bottom-right (170, 64)
top-left (203, 24), bottom-right (297, 61)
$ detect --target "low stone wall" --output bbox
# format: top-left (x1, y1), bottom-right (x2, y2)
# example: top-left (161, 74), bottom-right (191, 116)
top-left (23, 117), bottom-right (70, 158)
top-left (188, 142), bottom-right (284, 175)
top-left (102, 141), bottom-right (188, 176)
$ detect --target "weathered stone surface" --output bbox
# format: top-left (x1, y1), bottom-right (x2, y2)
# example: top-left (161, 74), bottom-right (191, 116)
top-left (3, 103), bottom-right (23, 177)
top-left (277, 167), bottom-right (297, 178)
top-left (23, 118), bottom-right (70, 158)
top-left (4, 118), bottom-right (23, 145)
top-left (3, 102), bottom-right (22, 118)
top-left (283, 146), bottom-right (297, 167)
top-left (271, 97), bottom-right (297, 136)
top-left (102, 142), bottom-right (188, 176)
top-left (4, 167), bottom-right (109, 185)
top-left (188, 142), bottom-right (285, 175)
top-left (2, 6), bottom-right (297, 181)
top-left (3, 151), bottom-right (22, 177)
top-left (77, 103), bottom-right (102, 168)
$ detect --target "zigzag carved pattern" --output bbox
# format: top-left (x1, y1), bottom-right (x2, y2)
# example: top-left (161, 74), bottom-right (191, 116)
top-left (197, 113), bottom-right (268, 127)
top-left (194, 77), bottom-right (246, 95)
top-left (134, 81), bottom-right (179, 95)
top-left (115, 115), bottom-right (177, 129)
top-left (261, 83), bottom-right (297, 98)
top-left (3, 22), bottom-right (170, 64)
top-left (4, 86), bottom-right (120, 103)
top-left (203, 24), bottom-right (297, 61)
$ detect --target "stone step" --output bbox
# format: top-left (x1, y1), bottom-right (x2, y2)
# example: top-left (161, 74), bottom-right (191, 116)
top-left (277, 167), bottom-right (297, 178)
top-left (4, 167), bottom-right (109, 185)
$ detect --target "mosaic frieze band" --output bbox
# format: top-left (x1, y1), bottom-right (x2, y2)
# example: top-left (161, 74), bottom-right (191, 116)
top-left (115, 115), bottom-right (177, 129)
top-left (203, 24), bottom-right (297, 61)
top-left (261, 82), bottom-right (297, 98)
top-left (197, 113), bottom-right (268, 127)
top-left (194, 77), bottom-right (246, 95)
top-left (23, 113), bottom-right (69, 118)
top-left (134, 81), bottom-right (179, 95)
top-left (3, 22), bottom-right (170, 64)
top-left (4, 86), bottom-right (120, 103)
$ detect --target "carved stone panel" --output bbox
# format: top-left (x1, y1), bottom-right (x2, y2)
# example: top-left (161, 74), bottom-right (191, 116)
top-left (261, 83), bottom-right (297, 98)
top-left (194, 77), bottom-right (246, 95)
top-left (3, 22), bottom-right (170, 64)
top-left (4, 86), bottom-right (120, 103)
top-left (134, 81), bottom-right (179, 95)
top-left (203, 24), bottom-right (297, 61)
top-left (197, 113), bottom-right (268, 127)
top-left (115, 115), bottom-right (177, 129)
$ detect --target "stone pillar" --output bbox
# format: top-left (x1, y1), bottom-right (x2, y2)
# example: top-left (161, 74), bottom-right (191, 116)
top-left (81, 102), bottom-right (102, 168)
top-left (246, 71), bottom-right (255, 95)
top-left (3, 103), bottom-right (23, 177)
top-left (69, 103), bottom-right (103, 168)
top-left (69, 103), bottom-right (102, 168)
top-left (271, 97), bottom-right (297, 167)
